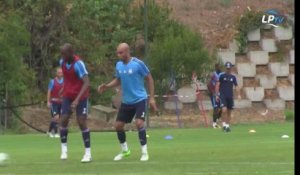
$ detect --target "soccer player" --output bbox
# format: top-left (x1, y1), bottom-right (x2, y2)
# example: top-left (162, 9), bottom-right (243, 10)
top-left (59, 43), bottom-right (91, 163)
top-left (98, 43), bottom-right (156, 161)
top-left (207, 63), bottom-right (224, 129)
top-left (47, 67), bottom-right (64, 138)
top-left (215, 62), bottom-right (241, 132)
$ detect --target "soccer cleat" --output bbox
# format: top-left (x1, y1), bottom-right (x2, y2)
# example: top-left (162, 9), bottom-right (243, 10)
top-left (223, 127), bottom-right (231, 133)
top-left (223, 126), bottom-right (226, 132)
top-left (81, 154), bottom-right (92, 163)
top-left (49, 133), bottom-right (55, 138)
top-left (60, 152), bottom-right (68, 160)
top-left (213, 124), bottom-right (221, 129)
top-left (140, 153), bottom-right (149, 161)
top-left (225, 127), bottom-right (231, 132)
top-left (54, 134), bottom-right (60, 138)
top-left (113, 150), bottom-right (131, 161)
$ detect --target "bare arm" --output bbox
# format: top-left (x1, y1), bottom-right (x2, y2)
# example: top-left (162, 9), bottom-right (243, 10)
top-left (105, 78), bottom-right (121, 89)
top-left (98, 78), bottom-right (120, 94)
top-left (47, 90), bottom-right (51, 108)
top-left (145, 73), bottom-right (158, 112)
top-left (215, 81), bottom-right (220, 95)
top-left (74, 75), bottom-right (90, 102)
top-left (145, 74), bottom-right (155, 99)
top-left (215, 81), bottom-right (220, 102)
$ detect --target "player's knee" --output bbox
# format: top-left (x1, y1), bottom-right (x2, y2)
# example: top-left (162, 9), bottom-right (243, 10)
top-left (222, 107), bottom-right (227, 113)
top-left (135, 119), bottom-right (144, 129)
top-left (114, 122), bottom-right (124, 131)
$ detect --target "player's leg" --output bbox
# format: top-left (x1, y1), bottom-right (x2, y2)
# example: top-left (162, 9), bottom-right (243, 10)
top-left (134, 100), bottom-right (149, 161)
top-left (221, 106), bottom-right (229, 131)
top-left (47, 105), bottom-right (56, 137)
top-left (219, 95), bottom-right (229, 131)
top-left (113, 103), bottom-right (134, 161)
top-left (76, 98), bottom-right (92, 163)
top-left (60, 98), bottom-right (72, 160)
top-left (52, 103), bottom-right (60, 138)
top-left (225, 98), bottom-right (234, 132)
top-left (210, 95), bottom-right (218, 128)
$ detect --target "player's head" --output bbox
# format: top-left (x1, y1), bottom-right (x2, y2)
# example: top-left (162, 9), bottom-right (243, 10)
top-left (56, 67), bottom-right (63, 78)
top-left (116, 43), bottom-right (130, 61)
top-left (215, 63), bottom-right (221, 72)
top-left (60, 43), bottom-right (74, 61)
top-left (224, 61), bottom-right (233, 73)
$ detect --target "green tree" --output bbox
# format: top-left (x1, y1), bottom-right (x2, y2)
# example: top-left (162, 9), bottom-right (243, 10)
top-left (149, 23), bottom-right (212, 93)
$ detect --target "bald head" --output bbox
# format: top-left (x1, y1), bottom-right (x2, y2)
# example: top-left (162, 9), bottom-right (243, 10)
top-left (116, 43), bottom-right (131, 62)
top-left (60, 43), bottom-right (74, 61)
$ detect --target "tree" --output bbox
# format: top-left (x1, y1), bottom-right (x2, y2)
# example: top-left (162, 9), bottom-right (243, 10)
top-left (149, 23), bottom-right (212, 93)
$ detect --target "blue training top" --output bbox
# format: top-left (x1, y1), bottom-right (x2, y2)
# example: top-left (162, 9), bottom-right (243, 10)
top-left (218, 73), bottom-right (238, 98)
top-left (115, 57), bottom-right (150, 104)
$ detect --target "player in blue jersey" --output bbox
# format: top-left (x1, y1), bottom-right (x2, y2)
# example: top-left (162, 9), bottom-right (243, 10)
top-left (207, 64), bottom-right (224, 129)
top-left (98, 43), bottom-right (156, 161)
top-left (215, 62), bottom-right (241, 132)
top-left (47, 67), bottom-right (64, 138)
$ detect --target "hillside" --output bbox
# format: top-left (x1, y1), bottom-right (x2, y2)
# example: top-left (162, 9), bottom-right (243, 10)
top-left (154, 0), bottom-right (294, 52)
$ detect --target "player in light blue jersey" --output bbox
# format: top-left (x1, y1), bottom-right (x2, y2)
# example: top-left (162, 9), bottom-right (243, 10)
top-left (98, 43), bottom-right (156, 161)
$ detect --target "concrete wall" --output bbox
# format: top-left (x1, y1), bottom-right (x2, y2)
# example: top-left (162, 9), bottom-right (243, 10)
top-left (217, 51), bottom-right (236, 64)
top-left (234, 99), bottom-right (252, 109)
top-left (289, 49), bottom-right (294, 64)
top-left (237, 63), bottom-right (256, 77)
top-left (277, 86), bottom-right (294, 101)
top-left (274, 26), bottom-right (293, 40)
top-left (244, 87), bottom-right (265, 102)
top-left (260, 39), bottom-right (277, 53)
top-left (256, 74), bottom-right (277, 89)
top-left (164, 101), bottom-right (183, 110)
top-left (177, 87), bottom-right (197, 103)
top-left (264, 99), bottom-right (285, 110)
top-left (268, 62), bottom-right (289, 77)
top-left (247, 51), bottom-right (269, 65)
top-left (247, 29), bottom-right (261, 41)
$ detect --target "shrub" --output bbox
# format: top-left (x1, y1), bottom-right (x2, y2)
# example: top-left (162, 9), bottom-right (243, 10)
top-left (284, 109), bottom-right (294, 121)
top-left (235, 10), bottom-right (263, 53)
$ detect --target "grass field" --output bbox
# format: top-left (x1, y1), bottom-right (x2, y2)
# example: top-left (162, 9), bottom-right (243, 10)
top-left (0, 123), bottom-right (294, 175)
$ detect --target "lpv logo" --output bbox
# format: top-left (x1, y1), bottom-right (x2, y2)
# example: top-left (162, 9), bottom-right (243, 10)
top-left (262, 9), bottom-right (286, 27)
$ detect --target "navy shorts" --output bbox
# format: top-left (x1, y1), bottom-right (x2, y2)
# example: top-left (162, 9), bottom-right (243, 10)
top-left (61, 97), bottom-right (88, 117)
top-left (220, 96), bottom-right (234, 110)
top-left (117, 99), bottom-right (147, 123)
top-left (51, 102), bottom-right (62, 117)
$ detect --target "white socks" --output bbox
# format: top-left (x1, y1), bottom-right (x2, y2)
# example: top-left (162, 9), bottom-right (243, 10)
top-left (61, 143), bottom-right (67, 153)
top-left (121, 142), bottom-right (129, 152)
top-left (85, 148), bottom-right (91, 156)
top-left (142, 144), bottom-right (148, 154)
top-left (222, 122), bottom-right (230, 128)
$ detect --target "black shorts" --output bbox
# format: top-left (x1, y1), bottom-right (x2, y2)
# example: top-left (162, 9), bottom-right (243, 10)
top-left (51, 102), bottom-right (62, 117)
top-left (117, 99), bottom-right (147, 123)
top-left (220, 96), bottom-right (234, 110)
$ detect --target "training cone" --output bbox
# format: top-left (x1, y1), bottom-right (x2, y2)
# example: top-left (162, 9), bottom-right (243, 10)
top-left (164, 135), bottom-right (173, 140)
top-left (249, 129), bottom-right (256, 133)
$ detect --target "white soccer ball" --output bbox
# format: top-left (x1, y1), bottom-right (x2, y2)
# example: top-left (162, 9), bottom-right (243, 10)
top-left (0, 153), bottom-right (9, 164)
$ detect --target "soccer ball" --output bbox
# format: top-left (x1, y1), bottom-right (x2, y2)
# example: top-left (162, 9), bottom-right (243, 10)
top-left (0, 153), bottom-right (9, 164)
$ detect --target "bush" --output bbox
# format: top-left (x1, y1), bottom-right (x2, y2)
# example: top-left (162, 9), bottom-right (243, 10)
top-left (284, 110), bottom-right (294, 121)
top-left (235, 10), bottom-right (263, 53)
top-left (149, 22), bottom-right (212, 93)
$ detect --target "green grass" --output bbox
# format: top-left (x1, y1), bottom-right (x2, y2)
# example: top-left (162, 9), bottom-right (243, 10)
top-left (0, 123), bottom-right (294, 175)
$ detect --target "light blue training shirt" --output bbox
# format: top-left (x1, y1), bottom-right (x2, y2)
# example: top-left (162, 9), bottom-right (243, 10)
top-left (115, 57), bottom-right (150, 104)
